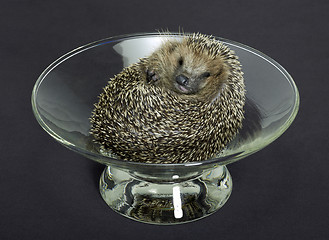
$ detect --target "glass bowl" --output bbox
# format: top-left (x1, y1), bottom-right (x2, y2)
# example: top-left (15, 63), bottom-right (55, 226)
top-left (31, 33), bottom-right (299, 225)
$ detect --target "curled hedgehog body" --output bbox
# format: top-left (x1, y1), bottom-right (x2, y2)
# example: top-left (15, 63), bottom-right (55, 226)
top-left (90, 33), bottom-right (245, 164)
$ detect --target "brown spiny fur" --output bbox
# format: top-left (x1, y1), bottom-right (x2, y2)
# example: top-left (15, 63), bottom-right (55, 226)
top-left (90, 33), bottom-right (245, 164)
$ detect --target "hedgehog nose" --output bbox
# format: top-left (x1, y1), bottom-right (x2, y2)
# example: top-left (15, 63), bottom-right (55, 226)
top-left (176, 74), bottom-right (189, 86)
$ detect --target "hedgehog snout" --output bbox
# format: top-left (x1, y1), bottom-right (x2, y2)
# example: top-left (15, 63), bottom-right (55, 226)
top-left (176, 74), bottom-right (189, 87)
top-left (174, 74), bottom-right (202, 94)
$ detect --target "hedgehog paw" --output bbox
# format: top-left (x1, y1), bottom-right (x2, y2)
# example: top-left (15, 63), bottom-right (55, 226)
top-left (146, 69), bottom-right (159, 83)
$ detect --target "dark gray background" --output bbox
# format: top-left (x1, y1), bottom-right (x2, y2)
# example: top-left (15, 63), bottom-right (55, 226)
top-left (1, 0), bottom-right (328, 239)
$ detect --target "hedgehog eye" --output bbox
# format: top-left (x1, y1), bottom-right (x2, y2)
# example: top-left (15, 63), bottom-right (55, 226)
top-left (201, 72), bottom-right (211, 78)
top-left (178, 57), bottom-right (183, 66)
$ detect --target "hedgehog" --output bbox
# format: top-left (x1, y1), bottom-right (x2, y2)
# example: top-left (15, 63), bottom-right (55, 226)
top-left (90, 33), bottom-right (245, 164)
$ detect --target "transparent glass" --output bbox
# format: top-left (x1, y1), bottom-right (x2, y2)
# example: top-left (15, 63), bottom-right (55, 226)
top-left (31, 33), bottom-right (299, 225)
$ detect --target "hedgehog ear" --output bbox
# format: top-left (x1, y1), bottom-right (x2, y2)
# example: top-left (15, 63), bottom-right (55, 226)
top-left (167, 42), bottom-right (178, 53)
top-left (216, 66), bottom-right (224, 77)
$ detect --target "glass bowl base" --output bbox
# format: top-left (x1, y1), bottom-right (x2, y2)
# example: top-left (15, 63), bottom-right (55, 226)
top-left (99, 165), bottom-right (232, 225)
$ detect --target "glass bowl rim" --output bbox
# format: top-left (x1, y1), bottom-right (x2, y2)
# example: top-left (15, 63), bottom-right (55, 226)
top-left (31, 32), bottom-right (300, 168)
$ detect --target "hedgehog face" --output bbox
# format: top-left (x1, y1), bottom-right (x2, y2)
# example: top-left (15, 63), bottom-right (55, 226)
top-left (142, 39), bottom-right (229, 102)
